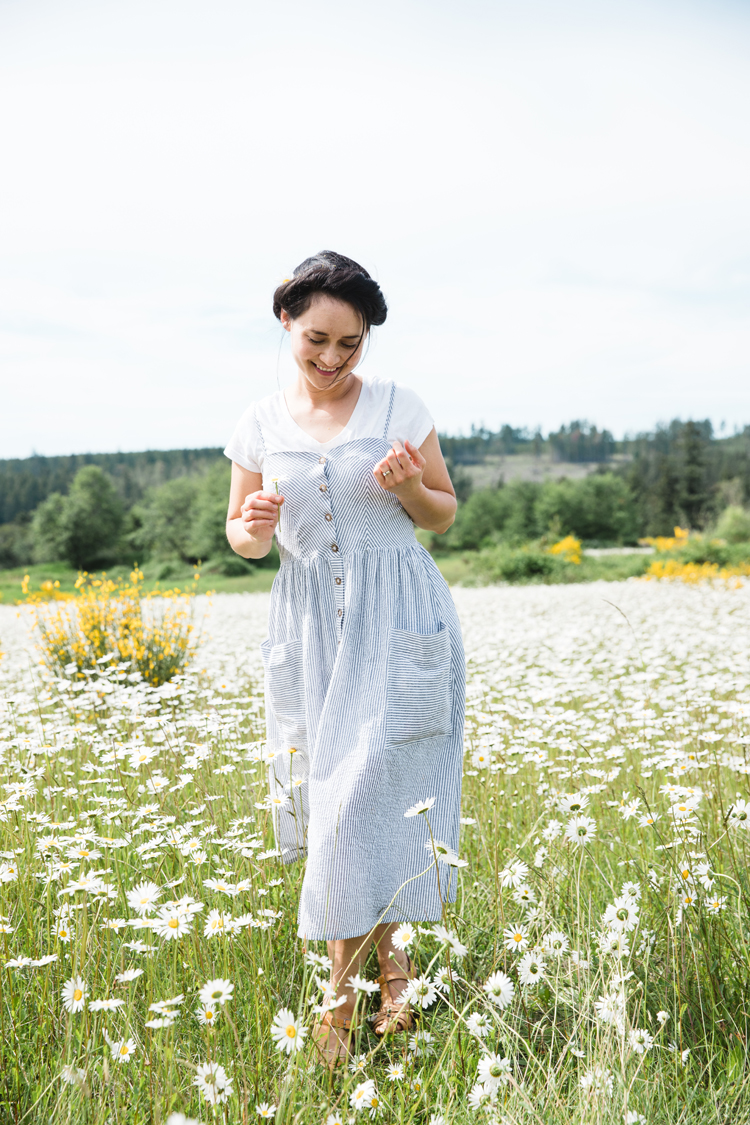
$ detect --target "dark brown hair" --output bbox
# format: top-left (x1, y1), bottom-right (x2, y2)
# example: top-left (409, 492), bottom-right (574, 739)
top-left (272, 251), bottom-right (388, 333)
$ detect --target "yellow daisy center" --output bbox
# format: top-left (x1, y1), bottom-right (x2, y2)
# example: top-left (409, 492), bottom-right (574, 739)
top-left (168, 918), bottom-right (179, 928)
top-left (285, 1025), bottom-right (296, 1038)
top-left (73, 989), bottom-right (83, 1001)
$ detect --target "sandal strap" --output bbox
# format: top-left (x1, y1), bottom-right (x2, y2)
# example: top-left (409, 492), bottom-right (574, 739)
top-left (378, 954), bottom-right (415, 984)
top-left (318, 1010), bottom-right (355, 1031)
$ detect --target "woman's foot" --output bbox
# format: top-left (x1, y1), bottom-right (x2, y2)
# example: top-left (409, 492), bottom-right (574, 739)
top-left (373, 949), bottom-right (415, 1036)
top-left (312, 1008), bottom-right (357, 1068)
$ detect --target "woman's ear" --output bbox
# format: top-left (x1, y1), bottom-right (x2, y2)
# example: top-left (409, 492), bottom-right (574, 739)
top-left (280, 309), bottom-right (292, 333)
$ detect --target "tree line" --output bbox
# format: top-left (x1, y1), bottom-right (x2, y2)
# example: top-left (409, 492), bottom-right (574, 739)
top-left (1, 419), bottom-right (749, 570)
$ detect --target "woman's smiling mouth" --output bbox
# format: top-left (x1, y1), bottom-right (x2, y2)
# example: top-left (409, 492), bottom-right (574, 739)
top-left (313, 363), bottom-right (339, 374)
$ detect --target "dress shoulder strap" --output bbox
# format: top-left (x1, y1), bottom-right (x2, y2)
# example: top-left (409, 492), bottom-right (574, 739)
top-left (382, 381), bottom-right (396, 439)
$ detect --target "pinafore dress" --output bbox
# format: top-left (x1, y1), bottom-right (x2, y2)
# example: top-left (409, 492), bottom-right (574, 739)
top-left (257, 382), bottom-right (465, 941)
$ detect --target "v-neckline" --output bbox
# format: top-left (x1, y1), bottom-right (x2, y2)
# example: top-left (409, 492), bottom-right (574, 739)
top-left (281, 379), bottom-right (367, 448)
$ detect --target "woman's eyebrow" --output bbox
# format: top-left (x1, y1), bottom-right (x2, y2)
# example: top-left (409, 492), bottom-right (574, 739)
top-left (308, 328), bottom-right (361, 340)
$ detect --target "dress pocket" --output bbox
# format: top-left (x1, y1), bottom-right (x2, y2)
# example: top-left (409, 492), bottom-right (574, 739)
top-left (260, 638), bottom-right (306, 746)
top-left (386, 624), bottom-right (452, 746)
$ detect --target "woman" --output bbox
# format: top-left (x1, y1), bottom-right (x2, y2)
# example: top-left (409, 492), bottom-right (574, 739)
top-left (224, 251), bottom-right (465, 1066)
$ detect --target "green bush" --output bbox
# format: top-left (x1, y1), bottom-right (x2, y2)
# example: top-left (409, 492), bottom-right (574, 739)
top-left (442, 480), bottom-right (541, 550)
top-left (0, 517), bottom-right (34, 568)
top-left (534, 472), bottom-right (639, 544)
top-left (715, 505), bottom-right (750, 544)
top-left (440, 472), bottom-right (639, 552)
top-left (473, 544), bottom-right (572, 584)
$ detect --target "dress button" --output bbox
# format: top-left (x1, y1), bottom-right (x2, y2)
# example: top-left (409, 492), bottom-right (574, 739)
top-left (331, 544), bottom-right (339, 552)
top-left (325, 513), bottom-right (333, 522)
top-left (337, 609), bottom-right (343, 617)
top-left (319, 483), bottom-right (328, 492)
top-left (318, 456), bottom-right (326, 464)
top-left (335, 577), bottom-right (342, 585)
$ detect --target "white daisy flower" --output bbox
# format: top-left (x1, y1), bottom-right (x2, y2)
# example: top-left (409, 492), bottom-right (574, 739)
top-left (196, 1006), bottom-right (220, 1025)
top-left (518, 951), bottom-right (546, 985)
top-left (152, 906), bottom-right (192, 940)
top-left (483, 970), bottom-right (515, 1008)
top-left (203, 908), bottom-right (231, 938)
top-left (198, 978), bottom-right (234, 1006)
top-left (194, 1061), bottom-right (233, 1106)
top-left (477, 1052), bottom-right (511, 1088)
top-left (88, 998), bottom-right (125, 1011)
top-left (499, 859), bottom-right (529, 888)
top-left (403, 975), bottom-right (438, 1009)
top-left (347, 973), bottom-right (380, 995)
top-left (404, 797), bottom-right (436, 818)
top-left (391, 923), bottom-right (416, 950)
top-left (564, 815), bottom-right (597, 847)
top-left (544, 931), bottom-right (570, 956)
top-left (270, 1008), bottom-right (306, 1054)
top-left (503, 924), bottom-right (529, 952)
top-left (465, 1011), bottom-right (490, 1037)
top-left (255, 1102), bottom-right (276, 1118)
top-left (115, 967), bottom-right (144, 983)
top-left (603, 895), bottom-right (640, 933)
top-left (350, 1078), bottom-right (379, 1113)
top-left (728, 798), bottom-right (750, 829)
top-left (61, 976), bottom-right (87, 1013)
top-left (628, 1028), bottom-right (654, 1054)
top-left (110, 1037), bottom-right (137, 1063)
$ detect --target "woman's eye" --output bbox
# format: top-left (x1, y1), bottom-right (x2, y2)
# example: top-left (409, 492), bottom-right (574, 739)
top-left (308, 337), bottom-right (326, 345)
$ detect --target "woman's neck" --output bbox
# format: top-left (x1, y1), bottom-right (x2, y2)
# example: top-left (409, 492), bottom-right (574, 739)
top-left (284, 373), bottom-right (364, 443)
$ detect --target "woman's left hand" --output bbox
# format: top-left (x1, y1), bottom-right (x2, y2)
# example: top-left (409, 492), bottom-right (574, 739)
top-left (373, 440), bottom-right (426, 498)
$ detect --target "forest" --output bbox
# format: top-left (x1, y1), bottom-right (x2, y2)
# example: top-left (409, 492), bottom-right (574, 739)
top-left (1, 419), bottom-right (749, 573)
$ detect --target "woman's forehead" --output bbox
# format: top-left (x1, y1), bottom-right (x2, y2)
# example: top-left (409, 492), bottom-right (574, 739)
top-left (299, 294), bottom-right (363, 336)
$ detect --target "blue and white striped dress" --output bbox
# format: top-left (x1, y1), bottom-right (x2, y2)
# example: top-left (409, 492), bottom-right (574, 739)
top-left (228, 379), bottom-right (465, 941)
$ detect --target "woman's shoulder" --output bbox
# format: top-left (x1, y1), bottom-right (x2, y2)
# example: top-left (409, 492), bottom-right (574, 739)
top-left (360, 374), bottom-right (427, 408)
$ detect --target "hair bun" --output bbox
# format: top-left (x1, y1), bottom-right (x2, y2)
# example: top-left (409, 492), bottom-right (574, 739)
top-left (273, 251), bottom-right (387, 329)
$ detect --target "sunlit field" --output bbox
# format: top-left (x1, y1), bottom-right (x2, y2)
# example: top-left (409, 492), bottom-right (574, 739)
top-left (1, 579), bottom-right (750, 1124)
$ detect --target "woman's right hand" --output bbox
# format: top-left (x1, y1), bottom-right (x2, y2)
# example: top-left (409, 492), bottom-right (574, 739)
top-left (240, 490), bottom-right (284, 543)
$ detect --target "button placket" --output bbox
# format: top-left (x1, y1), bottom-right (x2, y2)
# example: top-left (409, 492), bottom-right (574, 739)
top-left (318, 455), bottom-right (345, 633)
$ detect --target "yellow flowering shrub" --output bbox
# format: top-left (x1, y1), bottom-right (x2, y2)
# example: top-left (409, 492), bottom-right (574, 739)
top-left (30, 568), bottom-right (200, 685)
top-left (547, 535), bottom-right (582, 565)
top-left (19, 575), bottom-right (72, 604)
top-left (644, 557), bottom-right (750, 586)
top-left (639, 526), bottom-right (690, 553)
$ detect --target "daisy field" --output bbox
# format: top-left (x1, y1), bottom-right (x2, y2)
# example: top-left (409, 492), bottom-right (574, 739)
top-left (1, 578), bottom-right (749, 1124)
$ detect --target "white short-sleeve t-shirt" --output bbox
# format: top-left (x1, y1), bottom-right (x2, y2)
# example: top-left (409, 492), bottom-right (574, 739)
top-left (224, 375), bottom-right (435, 475)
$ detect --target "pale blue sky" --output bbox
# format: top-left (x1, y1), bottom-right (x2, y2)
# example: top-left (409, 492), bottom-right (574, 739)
top-left (1, 0), bottom-right (749, 457)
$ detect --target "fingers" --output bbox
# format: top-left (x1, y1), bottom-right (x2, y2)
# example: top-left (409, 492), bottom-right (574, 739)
top-left (403, 439), bottom-right (426, 468)
top-left (372, 442), bottom-right (425, 490)
top-left (242, 491), bottom-right (283, 514)
top-left (241, 490), bottom-right (283, 536)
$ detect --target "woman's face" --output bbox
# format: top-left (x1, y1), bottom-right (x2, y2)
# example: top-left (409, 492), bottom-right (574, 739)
top-left (282, 294), bottom-right (366, 392)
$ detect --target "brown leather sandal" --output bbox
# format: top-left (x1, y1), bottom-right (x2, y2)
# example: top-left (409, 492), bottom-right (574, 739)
top-left (373, 954), bottom-right (416, 1037)
top-left (312, 1010), bottom-right (357, 1068)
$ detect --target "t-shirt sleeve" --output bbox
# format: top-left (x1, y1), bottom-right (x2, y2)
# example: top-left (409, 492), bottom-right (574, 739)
top-left (389, 384), bottom-right (435, 449)
top-left (223, 406), bottom-right (263, 474)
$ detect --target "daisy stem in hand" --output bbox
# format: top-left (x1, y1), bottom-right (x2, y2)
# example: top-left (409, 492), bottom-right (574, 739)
top-left (271, 478), bottom-right (282, 532)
